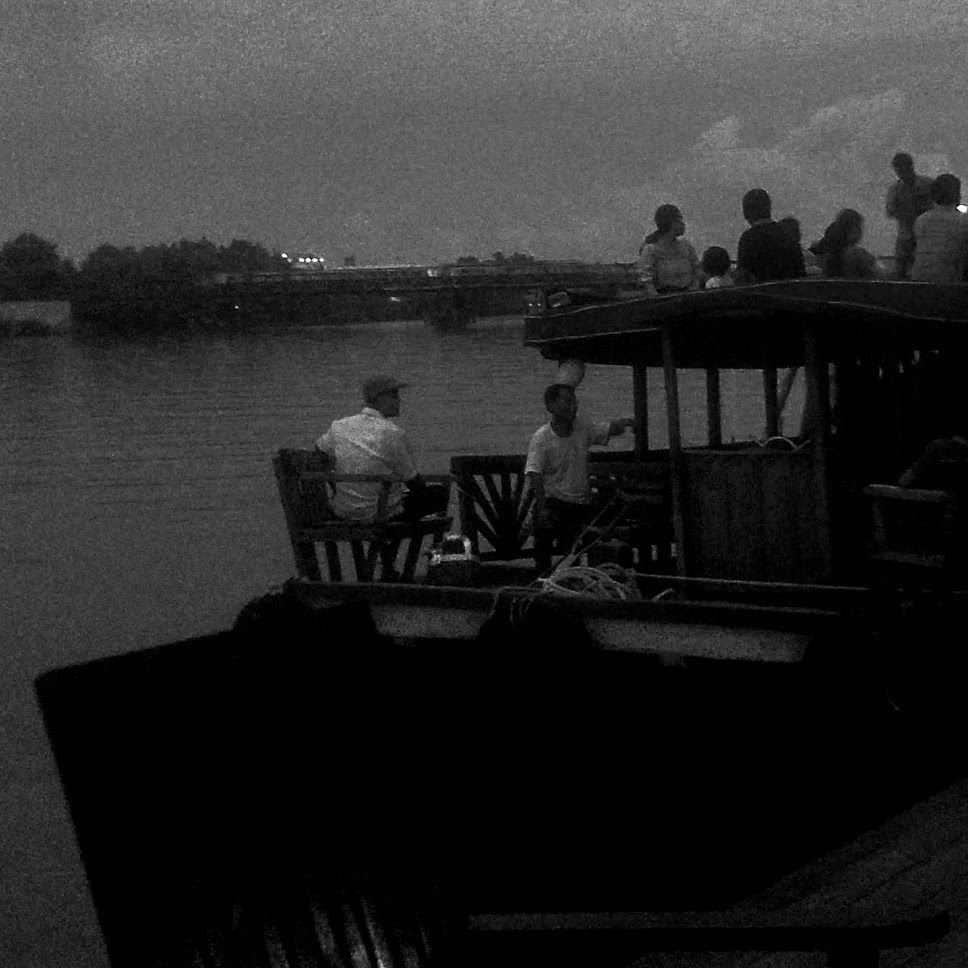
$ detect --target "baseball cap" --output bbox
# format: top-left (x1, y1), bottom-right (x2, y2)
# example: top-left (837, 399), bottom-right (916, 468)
top-left (363, 374), bottom-right (408, 403)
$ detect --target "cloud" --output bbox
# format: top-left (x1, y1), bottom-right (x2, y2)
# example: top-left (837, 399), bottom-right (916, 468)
top-left (638, 90), bottom-right (954, 258)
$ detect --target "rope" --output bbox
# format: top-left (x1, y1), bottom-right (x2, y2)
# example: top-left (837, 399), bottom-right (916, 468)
top-left (538, 561), bottom-right (642, 600)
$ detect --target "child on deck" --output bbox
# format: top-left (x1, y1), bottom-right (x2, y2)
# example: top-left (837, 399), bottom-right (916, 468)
top-left (701, 246), bottom-right (734, 289)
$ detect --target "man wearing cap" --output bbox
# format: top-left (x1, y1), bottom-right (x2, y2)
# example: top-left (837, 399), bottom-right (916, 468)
top-left (316, 374), bottom-right (446, 522)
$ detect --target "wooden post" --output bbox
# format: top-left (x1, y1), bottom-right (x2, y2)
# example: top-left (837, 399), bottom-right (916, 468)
top-left (763, 363), bottom-right (780, 438)
top-left (661, 324), bottom-right (688, 576)
top-left (705, 367), bottom-right (722, 447)
top-left (632, 363), bottom-right (649, 455)
top-left (804, 324), bottom-right (833, 579)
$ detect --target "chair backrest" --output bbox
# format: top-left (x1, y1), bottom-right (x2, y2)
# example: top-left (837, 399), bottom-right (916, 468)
top-left (449, 454), bottom-right (534, 561)
top-left (274, 448), bottom-right (336, 531)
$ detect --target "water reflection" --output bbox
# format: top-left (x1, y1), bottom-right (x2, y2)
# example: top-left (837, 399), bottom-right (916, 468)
top-left (0, 318), bottom-right (779, 968)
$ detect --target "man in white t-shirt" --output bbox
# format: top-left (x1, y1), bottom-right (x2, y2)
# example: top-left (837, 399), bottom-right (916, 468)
top-left (524, 382), bottom-right (634, 571)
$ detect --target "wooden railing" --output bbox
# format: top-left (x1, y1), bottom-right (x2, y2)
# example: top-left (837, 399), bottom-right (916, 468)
top-left (449, 451), bottom-right (672, 567)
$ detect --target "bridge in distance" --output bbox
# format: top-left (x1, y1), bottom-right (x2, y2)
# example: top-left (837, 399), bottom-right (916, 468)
top-left (206, 261), bottom-right (641, 327)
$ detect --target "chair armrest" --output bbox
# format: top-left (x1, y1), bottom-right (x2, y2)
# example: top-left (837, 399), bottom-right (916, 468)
top-left (862, 484), bottom-right (950, 505)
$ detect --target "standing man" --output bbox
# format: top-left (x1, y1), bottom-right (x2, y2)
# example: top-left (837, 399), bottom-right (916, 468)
top-left (885, 152), bottom-right (934, 279)
top-left (735, 188), bottom-right (806, 284)
top-left (524, 383), bottom-right (633, 572)
top-left (316, 374), bottom-right (447, 522)
top-left (910, 174), bottom-right (968, 284)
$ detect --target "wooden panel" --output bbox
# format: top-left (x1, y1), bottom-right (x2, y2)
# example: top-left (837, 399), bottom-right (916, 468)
top-left (682, 450), bottom-right (833, 582)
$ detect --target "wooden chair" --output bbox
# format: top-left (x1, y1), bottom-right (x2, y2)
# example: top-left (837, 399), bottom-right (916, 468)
top-left (273, 448), bottom-right (451, 582)
top-left (449, 454), bottom-right (536, 562)
top-left (864, 459), bottom-right (968, 590)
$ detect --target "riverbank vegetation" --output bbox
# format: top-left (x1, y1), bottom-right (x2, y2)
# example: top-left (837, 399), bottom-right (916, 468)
top-left (0, 233), bottom-right (286, 335)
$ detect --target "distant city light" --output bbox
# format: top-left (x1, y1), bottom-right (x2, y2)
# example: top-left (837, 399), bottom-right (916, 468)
top-left (958, 205), bottom-right (968, 214)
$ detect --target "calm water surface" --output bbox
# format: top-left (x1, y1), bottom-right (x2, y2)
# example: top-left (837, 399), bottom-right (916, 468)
top-left (0, 318), bottom-right (773, 967)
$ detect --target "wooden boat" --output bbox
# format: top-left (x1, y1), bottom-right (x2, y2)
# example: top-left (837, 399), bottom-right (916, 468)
top-left (35, 280), bottom-right (968, 967)
top-left (280, 278), bottom-right (968, 667)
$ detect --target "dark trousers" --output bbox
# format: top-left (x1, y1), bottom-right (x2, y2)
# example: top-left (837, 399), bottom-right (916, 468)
top-left (397, 482), bottom-right (450, 521)
top-left (533, 497), bottom-right (594, 570)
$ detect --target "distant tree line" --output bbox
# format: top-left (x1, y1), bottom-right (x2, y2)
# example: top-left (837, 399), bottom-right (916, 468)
top-left (0, 233), bottom-right (286, 334)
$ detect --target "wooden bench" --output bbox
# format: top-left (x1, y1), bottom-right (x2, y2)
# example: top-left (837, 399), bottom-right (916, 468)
top-left (274, 448), bottom-right (451, 582)
top-left (449, 451), bottom-right (672, 567)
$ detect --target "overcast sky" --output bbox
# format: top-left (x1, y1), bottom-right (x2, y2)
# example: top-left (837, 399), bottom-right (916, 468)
top-left (4, 1), bottom-right (967, 265)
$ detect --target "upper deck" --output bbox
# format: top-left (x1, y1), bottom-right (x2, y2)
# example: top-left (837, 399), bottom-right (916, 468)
top-left (523, 279), bottom-right (968, 368)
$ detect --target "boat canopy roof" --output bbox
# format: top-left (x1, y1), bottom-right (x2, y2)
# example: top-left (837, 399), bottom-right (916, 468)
top-left (523, 279), bottom-right (968, 369)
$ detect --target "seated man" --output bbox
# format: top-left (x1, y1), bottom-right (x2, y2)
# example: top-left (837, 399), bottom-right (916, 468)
top-left (524, 382), bottom-right (634, 571)
top-left (316, 374), bottom-right (448, 522)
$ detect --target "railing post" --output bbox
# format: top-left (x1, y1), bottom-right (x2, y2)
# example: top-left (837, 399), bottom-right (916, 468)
top-left (632, 363), bottom-right (650, 455)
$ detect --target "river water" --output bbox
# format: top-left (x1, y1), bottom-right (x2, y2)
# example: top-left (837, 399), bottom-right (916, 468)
top-left (0, 317), bottom-right (773, 967)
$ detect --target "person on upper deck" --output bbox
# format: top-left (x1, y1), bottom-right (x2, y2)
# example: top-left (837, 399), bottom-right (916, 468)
top-left (524, 383), bottom-right (634, 572)
top-left (909, 174), bottom-right (968, 284)
top-left (315, 374), bottom-right (448, 523)
top-left (886, 152), bottom-right (934, 279)
top-left (700, 246), bottom-right (734, 288)
top-left (735, 189), bottom-right (807, 284)
top-left (808, 209), bottom-right (882, 280)
top-left (637, 204), bottom-right (701, 295)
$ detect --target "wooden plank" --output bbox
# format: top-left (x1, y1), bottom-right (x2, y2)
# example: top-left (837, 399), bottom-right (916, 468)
top-left (706, 367), bottom-right (723, 447)
top-left (633, 363), bottom-right (650, 453)
top-left (763, 363), bottom-right (780, 438)
top-left (662, 323), bottom-right (688, 576)
top-left (290, 582), bottom-right (852, 662)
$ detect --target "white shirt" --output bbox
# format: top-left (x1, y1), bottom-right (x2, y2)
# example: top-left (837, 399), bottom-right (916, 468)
top-left (525, 416), bottom-right (611, 504)
top-left (911, 208), bottom-right (968, 284)
top-left (316, 408), bottom-right (417, 520)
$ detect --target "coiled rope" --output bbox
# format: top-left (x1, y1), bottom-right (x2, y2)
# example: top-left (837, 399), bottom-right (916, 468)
top-left (537, 560), bottom-right (642, 600)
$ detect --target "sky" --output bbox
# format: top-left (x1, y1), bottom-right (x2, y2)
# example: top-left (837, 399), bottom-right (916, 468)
top-left (4, 0), bottom-right (967, 266)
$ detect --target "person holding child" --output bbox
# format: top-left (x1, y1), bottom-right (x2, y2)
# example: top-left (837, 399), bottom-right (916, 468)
top-left (808, 209), bottom-right (882, 279)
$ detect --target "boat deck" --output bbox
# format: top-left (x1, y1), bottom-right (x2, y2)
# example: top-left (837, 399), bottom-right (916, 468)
top-left (642, 773), bottom-right (968, 966)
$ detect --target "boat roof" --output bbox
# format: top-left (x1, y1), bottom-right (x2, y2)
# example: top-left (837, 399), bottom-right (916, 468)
top-left (523, 279), bottom-right (968, 368)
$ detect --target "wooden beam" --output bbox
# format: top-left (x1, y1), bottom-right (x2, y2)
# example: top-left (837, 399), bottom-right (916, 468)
top-left (705, 367), bottom-right (722, 447)
top-left (661, 324), bottom-right (688, 576)
top-left (632, 363), bottom-right (650, 454)
top-left (804, 324), bottom-right (834, 578)
top-left (763, 363), bottom-right (780, 438)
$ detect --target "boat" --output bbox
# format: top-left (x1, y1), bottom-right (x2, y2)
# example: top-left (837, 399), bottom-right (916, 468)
top-left (35, 278), bottom-right (968, 967)
top-left (281, 277), bottom-right (968, 668)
